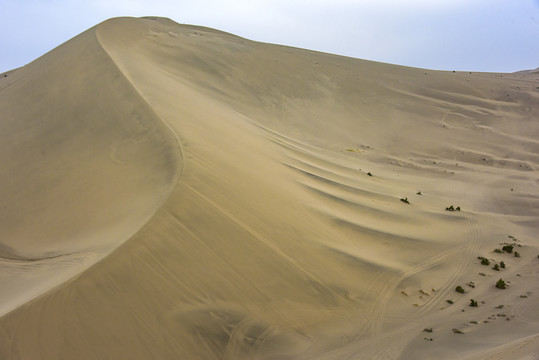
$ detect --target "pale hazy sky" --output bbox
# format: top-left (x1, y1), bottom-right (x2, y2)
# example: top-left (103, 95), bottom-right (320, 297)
top-left (1, 0), bottom-right (538, 73)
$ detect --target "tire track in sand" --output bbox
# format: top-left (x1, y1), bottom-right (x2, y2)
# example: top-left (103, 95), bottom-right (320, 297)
top-left (348, 213), bottom-right (482, 360)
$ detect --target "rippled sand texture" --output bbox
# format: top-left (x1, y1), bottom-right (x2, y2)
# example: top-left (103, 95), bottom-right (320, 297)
top-left (0, 17), bottom-right (538, 359)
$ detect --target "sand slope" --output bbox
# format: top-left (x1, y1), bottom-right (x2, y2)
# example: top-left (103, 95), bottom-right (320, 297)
top-left (0, 23), bottom-right (180, 315)
top-left (0, 17), bottom-right (538, 359)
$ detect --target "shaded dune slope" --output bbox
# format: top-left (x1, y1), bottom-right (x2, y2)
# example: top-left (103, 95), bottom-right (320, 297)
top-left (0, 23), bottom-right (180, 315)
top-left (0, 17), bottom-right (538, 359)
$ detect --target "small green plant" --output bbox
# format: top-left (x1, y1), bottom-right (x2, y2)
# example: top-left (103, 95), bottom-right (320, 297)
top-left (502, 245), bottom-right (513, 253)
top-left (400, 197), bottom-right (410, 204)
top-left (446, 299), bottom-right (454, 304)
top-left (452, 328), bottom-right (463, 334)
top-left (514, 251), bottom-right (520, 258)
top-left (470, 299), bottom-right (478, 307)
top-left (493, 264), bottom-right (500, 271)
top-left (496, 278), bottom-right (506, 289)
top-left (367, 172), bottom-right (372, 176)
top-left (493, 248), bottom-right (502, 254)
top-left (445, 205), bottom-right (461, 211)
top-left (417, 191), bottom-right (422, 195)
top-left (495, 304), bottom-right (504, 309)
top-left (423, 328), bottom-right (433, 333)
top-left (478, 256), bottom-right (490, 265)
top-left (500, 261), bottom-right (505, 269)
top-left (455, 285), bottom-right (465, 293)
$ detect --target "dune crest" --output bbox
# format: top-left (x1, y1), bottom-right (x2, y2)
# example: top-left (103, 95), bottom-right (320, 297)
top-left (0, 17), bottom-right (537, 359)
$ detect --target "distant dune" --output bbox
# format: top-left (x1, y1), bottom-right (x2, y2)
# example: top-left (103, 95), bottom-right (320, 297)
top-left (515, 67), bottom-right (539, 75)
top-left (0, 17), bottom-right (538, 359)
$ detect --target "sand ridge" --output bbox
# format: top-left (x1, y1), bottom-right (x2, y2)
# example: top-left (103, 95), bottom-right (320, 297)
top-left (0, 16), bottom-right (537, 359)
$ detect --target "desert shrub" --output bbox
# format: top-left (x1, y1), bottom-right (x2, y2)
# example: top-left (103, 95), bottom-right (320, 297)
top-left (400, 197), bottom-right (410, 204)
top-left (478, 256), bottom-right (490, 266)
top-left (493, 264), bottom-right (500, 271)
top-left (496, 278), bottom-right (506, 289)
top-left (423, 328), bottom-right (433, 333)
top-left (446, 205), bottom-right (455, 211)
top-left (455, 285), bottom-right (465, 293)
top-left (446, 299), bottom-right (454, 304)
top-left (514, 251), bottom-right (520, 258)
top-left (417, 191), bottom-right (422, 195)
top-left (452, 328), bottom-right (463, 334)
top-left (367, 172), bottom-right (372, 176)
top-left (493, 248), bottom-right (502, 254)
top-left (500, 261), bottom-right (505, 269)
top-left (502, 245), bottom-right (513, 253)
top-left (470, 299), bottom-right (478, 307)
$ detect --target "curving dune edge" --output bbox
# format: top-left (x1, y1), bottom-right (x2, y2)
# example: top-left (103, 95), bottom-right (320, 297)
top-left (0, 16), bottom-right (538, 359)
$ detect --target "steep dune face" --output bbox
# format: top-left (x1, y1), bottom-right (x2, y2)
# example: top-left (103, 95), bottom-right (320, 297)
top-left (0, 23), bottom-right (180, 315)
top-left (0, 17), bottom-right (538, 359)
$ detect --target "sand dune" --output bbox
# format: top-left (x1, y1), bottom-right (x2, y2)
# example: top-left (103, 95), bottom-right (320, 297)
top-left (0, 16), bottom-right (537, 359)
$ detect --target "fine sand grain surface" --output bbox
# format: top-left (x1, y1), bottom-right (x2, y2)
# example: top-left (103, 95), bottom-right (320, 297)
top-left (0, 17), bottom-right (538, 359)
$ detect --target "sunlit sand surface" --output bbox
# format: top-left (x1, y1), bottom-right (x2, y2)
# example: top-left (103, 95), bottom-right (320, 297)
top-left (0, 17), bottom-right (537, 359)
